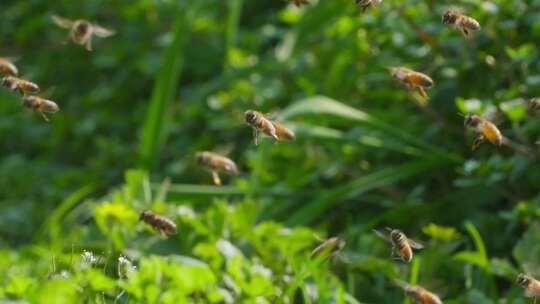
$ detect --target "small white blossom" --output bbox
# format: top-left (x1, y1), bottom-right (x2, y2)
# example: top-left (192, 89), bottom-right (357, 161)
top-left (118, 255), bottom-right (136, 279)
top-left (80, 250), bottom-right (97, 268)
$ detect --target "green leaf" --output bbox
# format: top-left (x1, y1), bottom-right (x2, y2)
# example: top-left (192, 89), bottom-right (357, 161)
top-left (464, 221), bottom-right (488, 270)
top-left (281, 96), bottom-right (461, 162)
top-left (422, 223), bottom-right (462, 241)
top-left (138, 4), bottom-right (190, 170)
top-left (489, 258), bottom-right (518, 280)
top-left (500, 99), bottom-right (527, 122)
top-left (286, 158), bottom-right (448, 225)
top-left (157, 183), bottom-right (245, 200)
top-left (454, 251), bottom-right (487, 269)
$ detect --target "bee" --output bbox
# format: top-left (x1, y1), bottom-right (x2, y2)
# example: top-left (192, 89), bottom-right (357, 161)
top-left (374, 228), bottom-right (423, 263)
top-left (463, 114), bottom-right (503, 150)
top-left (395, 280), bottom-right (443, 304)
top-left (51, 15), bottom-right (115, 51)
top-left (22, 95), bottom-right (60, 122)
top-left (0, 58), bottom-right (18, 76)
top-left (442, 9), bottom-right (481, 39)
top-left (244, 110), bottom-right (295, 146)
top-left (291, 0), bottom-right (309, 6)
top-left (195, 151), bottom-right (239, 186)
top-left (355, 0), bottom-right (382, 12)
top-left (517, 274), bottom-right (540, 304)
top-left (139, 211), bottom-right (177, 236)
top-left (1, 76), bottom-right (39, 95)
top-left (310, 236), bottom-right (346, 259)
top-left (530, 97), bottom-right (540, 111)
top-left (391, 67), bottom-right (434, 100)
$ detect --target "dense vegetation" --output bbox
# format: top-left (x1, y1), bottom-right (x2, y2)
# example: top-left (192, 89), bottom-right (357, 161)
top-left (1, 0), bottom-right (540, 303)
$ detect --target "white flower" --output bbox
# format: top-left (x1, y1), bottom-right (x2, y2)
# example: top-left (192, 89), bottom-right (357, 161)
top-left (118, 255), bottom-right (136, 279)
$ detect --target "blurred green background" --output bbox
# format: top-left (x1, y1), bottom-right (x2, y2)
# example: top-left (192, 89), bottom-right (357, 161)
top-left (1, 0), bottom-right (540, 303)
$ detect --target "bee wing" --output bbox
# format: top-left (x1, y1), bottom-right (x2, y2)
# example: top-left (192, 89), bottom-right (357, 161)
top-left (407, 238), bottom-right (424, 250)
top-left (0, 56), bottom-right (19, 63)
top-left (373, 229), bottom-right (392, 243)
top-left (38, 86), bottom-right (57, 99)
top-left (51, 15), bottom-right (74, 29)
top-left (263, 111), bottom-right (279, 120)
top-left (310, 242), bottom-right (328, 258)
top-left (92, 24), bottom-right (116, 37)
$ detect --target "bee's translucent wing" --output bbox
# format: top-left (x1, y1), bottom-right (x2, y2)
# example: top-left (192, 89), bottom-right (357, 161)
top-left (310, 242), bottom-right (328, 258)
top-left (407, 239), bottom-right (424, 250)
top-left (35, 86), bottom-right (56, 99)
top-left (0, 56), bottom-right (19, 63)
top-left (92, 24), bottom-right (116, 38)
top-left (51, 15), bottom-right (74, 29)
top-left (373, 229), bottom-right (392, 243)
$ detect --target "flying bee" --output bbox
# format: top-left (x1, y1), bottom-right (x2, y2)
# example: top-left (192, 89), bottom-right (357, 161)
top-left (22, 95), bottom-right (59, 122)
top-left (391, 67), bottom-right (434, 100)
top-left (356, 0), bottom-right (382, 12)
top-left (244, 110), bottom-right (295, 146)
top-left (395, 280), bottom-right (443, 304)
top-left (310, 236), bottom-right (346, 260)
top-left (1, 76), bottom-right (39, 95)
top-left (442, 9), bottom-right (481, 39)
top-left (195, 151), bottom-right (239, 186)
top-left (374, 228), bottom-right (423, 263)
top-left (530, 97), bottom-right (540, 111)
top-left (463, 114), bottom-right (503, 150)
top-left (139, 211), bottom-right (177, 236)
top-left (0, 58), bottom-right (18, 76)
top-left (517, 273), bottom-right (540, 304)
top-left (51, 15), bottom-right (115, 51)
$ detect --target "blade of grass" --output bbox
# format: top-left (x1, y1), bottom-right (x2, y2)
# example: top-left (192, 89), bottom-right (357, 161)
top-left (154, 183), bottom-right (244, 200)
top-left (403, 257), bottom-right (421, 304)
top-left (464, 221), bottom-right (498, 300)
top-left (280, 96), bottom-right (462, 162)
top-left (288, 122), bottom-right (424, 156)
top-left (224, 0), bottom-right (243, 69)
top-left (138, 4), bottom-right (190, 170)
top-left (285, 158), bottom-right (449, 226)
top-left (35, 184), bottom-right (95, 243)
top-left (464, 221), bottom-right (488, 269)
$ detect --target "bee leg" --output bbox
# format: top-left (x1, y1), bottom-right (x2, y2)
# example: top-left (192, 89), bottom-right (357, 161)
top-left (270, 129), bottom-right (279, 144)
top-left (390, 248), bottom-right (400, 260)
top-left (39, 111), bottom-right (50, 122)
top-left (252, 129), bottom-right (258, 146)
top-left (15, 85), bottom-right (23, 95)
top-left (472, 134), bottom-right (484, 151)
top-left (85, 37), bottom-right (93, 51)
top-left (460, 28), bottom-right (471, 39)
top-left (416, 87), bottom-right (428, 100)
top-left (211, 171), bottom-right (222, 186)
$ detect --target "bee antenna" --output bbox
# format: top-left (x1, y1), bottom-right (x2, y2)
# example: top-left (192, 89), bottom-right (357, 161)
top-left (457, 112), bottom-right (466, 117)
top-left (385, 227), bottom-right (393, 232)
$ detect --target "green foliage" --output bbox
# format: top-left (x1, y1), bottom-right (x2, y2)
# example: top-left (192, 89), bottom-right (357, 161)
top-left (139, 3), bottom-right (190, 170)
top-left (1, 171), bottom-right (353, 303)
